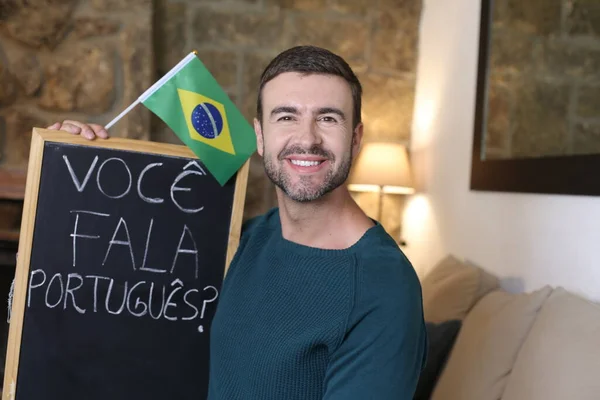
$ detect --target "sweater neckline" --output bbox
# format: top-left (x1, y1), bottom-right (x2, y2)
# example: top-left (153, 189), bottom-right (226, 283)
top-left (272, 208), bottom-right (384, 257)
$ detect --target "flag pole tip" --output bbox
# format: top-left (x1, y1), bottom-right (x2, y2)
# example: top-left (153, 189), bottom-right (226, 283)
top-left (192, 50), bottom-right (198, 55)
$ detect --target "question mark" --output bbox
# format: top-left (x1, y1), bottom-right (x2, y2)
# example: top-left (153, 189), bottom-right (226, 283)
top-left (198, 286), bottom-right (218, 333)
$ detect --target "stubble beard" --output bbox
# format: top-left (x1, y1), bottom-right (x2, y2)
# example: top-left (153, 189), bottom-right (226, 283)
top-left (263, 143), bottom-right (353, 203)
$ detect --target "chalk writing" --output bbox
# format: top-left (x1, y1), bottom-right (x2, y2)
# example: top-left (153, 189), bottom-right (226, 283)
top-left (171, 162), bottom-right (206, 213)
top-left (171, 225), bottom-right (199, 279)
top-left (102, 217), bottom-right (136, 270)
top-left (139, 218), bottom-right (166, 274)
top-left (63, 155), bottom-right (98, 192)
top-left (62, 154), bottom-right (206, 213)
top-left (28, 270), bottom-right (217, 328)
top-left (97, 157), bottom-right (132, 199)
top-left (25, 152), bottom-right (221, 333)
top-left (70, 210), bottom-right (110, 267)
top-left (138, 163), bottom-right (164, 204)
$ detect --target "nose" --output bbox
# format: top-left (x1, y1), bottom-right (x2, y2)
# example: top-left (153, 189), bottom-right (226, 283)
top-left (295, 119), bottom-right (322, 147)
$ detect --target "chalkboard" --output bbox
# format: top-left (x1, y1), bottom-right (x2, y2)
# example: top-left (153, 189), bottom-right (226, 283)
top-left (2, 128), bottom-right (249, 400)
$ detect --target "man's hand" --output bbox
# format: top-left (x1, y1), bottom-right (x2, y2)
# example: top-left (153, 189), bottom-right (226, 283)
top-left (47, 120), bottom-right (109, 141)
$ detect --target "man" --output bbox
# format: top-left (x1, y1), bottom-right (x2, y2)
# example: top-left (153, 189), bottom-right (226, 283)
top-left (48, 45), bottom-right (427, 399)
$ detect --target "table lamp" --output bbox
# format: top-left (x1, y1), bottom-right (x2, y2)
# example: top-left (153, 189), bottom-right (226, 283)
top-left (347, 142), bottom-right (415, 223)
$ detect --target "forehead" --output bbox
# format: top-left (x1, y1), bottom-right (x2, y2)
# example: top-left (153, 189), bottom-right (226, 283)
top-left (261, 72), bottom-right (353, 109)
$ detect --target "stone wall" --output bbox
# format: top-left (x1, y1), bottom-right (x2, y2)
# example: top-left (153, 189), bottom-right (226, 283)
top-left (0, 0), bottom-right (422, 240)
top-left (153, 0), bottom-right (422, 238)
top-left (484, 0), bottom-right (600, 159)
top-left (0, 0), bottom-right (153, 237)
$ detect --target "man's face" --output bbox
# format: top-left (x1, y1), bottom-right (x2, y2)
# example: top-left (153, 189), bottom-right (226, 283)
top-left (254, 72), bottom-right (363, 202)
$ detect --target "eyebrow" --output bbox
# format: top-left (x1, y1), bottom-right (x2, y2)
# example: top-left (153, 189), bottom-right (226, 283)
top-left (269, 106), bottom-right (346, 120)
top-left (317, 107), bottom-right (346, 120)
top-left (270, 106), bottom-right (298, 117)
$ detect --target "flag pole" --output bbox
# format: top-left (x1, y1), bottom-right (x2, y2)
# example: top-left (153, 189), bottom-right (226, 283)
top-left (104, 51), bottom-right (199, 130)
top-left (105, 99), bottom-right (140, 129)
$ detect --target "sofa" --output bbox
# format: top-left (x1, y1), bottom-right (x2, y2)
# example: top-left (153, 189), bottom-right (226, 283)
top-left (415, 255), bottom-right (600, 400)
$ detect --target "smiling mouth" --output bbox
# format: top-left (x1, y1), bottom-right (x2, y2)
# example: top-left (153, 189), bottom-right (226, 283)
top-left (289, 159), bottom-right (324, 167)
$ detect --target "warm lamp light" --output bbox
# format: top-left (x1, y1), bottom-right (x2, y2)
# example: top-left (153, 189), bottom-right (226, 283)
top-left (347, 142), bottom-right (415, 223)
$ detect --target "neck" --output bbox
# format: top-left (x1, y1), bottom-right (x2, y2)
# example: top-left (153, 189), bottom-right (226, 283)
top-left (276, 186), bottom-right (374, 250)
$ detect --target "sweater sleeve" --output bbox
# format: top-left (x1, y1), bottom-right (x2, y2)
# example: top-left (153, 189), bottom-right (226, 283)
top-left (322, 256), bottom-right (428, 400)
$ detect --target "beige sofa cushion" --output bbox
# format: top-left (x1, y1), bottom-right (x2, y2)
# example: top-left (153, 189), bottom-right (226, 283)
top-left (501, 287), bottom-right (600, 400)
top-left (430, 285), bottom-right (552, 400)
top-left (422, 255), bottom-right (499, 323)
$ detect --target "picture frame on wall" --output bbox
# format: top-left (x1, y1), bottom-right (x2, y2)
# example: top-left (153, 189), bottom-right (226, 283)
top-left (470, 0), bottom-right (600, 196)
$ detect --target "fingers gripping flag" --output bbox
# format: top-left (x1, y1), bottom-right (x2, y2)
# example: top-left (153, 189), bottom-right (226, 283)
top-left (138, 52), bottom-right (256, 186)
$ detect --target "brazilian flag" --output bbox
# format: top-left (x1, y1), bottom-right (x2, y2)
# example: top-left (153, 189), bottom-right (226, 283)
top-left (141, 52), bottom-right (256, 186)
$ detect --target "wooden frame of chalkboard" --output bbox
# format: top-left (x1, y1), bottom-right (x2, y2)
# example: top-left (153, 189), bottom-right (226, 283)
top-left (2, 128), bottom-right (249, 400)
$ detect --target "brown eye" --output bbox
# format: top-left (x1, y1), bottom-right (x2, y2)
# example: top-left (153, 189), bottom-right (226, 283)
top-left (319, 116), bottom-right (337, 123)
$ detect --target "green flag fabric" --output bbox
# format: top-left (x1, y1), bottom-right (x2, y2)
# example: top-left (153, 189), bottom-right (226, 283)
top-left (141, 52), bottom-right (256, 186)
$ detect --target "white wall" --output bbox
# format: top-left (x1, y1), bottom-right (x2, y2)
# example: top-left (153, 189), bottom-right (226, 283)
top-left (402, 0), bottom-right (600, 302)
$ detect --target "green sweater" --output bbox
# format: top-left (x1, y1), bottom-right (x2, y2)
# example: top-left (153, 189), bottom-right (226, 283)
top-left (208, 208), bottom-right (427, 400)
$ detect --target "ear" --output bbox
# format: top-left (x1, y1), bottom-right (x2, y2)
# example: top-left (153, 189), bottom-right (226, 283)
top-left (254, 118), bottom-right (264, 157)
top-left (351, 122), bottom-right (364, 161)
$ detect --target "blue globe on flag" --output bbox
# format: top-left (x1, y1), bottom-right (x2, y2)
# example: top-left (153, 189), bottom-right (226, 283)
top-left (191, 103), bottom-right (224, 139)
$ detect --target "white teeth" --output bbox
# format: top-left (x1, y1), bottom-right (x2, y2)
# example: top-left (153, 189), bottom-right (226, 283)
top-left (291, 160), bottom-right (321, 167)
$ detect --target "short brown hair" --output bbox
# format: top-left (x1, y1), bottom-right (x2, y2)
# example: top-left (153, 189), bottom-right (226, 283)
top-left (256, 46), bottom-right (362, 130)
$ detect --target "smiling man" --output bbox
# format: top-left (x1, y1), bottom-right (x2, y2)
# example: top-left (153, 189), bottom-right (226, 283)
top-left (47, 45), bottom-right (427, 400)
top-left (207, 46), bottom-right (428, 400)
top-left (260, 77), bottom-right (354, 205)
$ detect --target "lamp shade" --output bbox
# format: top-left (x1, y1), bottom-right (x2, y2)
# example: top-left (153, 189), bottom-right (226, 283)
top-left (347, 142), bottom-right (414, 194)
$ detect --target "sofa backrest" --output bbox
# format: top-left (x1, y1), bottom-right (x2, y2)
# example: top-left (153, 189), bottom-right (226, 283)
top-left (430, 285), bottom-right (552, 400)
top-left (421, 255), bottom-right (499, 323)
top-left (500, 287), bottom-right (600, 400)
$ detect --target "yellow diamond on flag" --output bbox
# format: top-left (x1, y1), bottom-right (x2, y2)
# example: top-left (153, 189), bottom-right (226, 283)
top-left (177, 88), bottom-right (236, 155)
